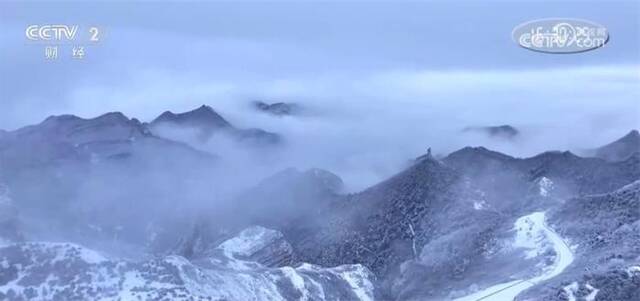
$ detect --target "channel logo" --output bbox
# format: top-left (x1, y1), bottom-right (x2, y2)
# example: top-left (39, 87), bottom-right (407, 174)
top-left (25, 24), bottom-right (79, 41)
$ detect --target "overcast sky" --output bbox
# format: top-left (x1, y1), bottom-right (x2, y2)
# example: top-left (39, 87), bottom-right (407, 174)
top-left (0, 1), bottom-right (638, 184)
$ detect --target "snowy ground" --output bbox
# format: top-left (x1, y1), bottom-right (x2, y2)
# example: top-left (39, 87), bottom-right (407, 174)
top-left (453, 211), bottom-right (574, 301)
top-left (0, 230), bottom-right (376, 301)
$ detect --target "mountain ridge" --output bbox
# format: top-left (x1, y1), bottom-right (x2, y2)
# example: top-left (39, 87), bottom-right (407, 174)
top-left (0, 109), bottom-right (637, 301)
top-left (149, 104), bottom-right (281, 146)
top-left (591, 129), bottom-right (640, 162)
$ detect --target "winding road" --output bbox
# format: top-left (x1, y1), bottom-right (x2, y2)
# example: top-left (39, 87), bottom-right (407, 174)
top-left (454, 211), bottom-right (574, 301)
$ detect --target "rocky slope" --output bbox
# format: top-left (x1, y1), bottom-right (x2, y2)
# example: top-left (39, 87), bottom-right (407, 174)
top-left (517, 181), bottom-right (640, 301)
top-left (173, 167), bottom-right (344, 261)
top-left (445, 146), bottom-right (639, 200)
top-left (277, 158), bottom-right (511, 300)
top-left (280, 143), bottom-right (638, 300)
top-left (0, 112), bottom-right (218, 259)
top-left (0, 226), bottom-right (376, 301)
top-left (237, 168), bottom-right (344, 227)
top-left (590, 129), bottom-right (640, 162)
top-left (1, 108), bottom-right (637, 301)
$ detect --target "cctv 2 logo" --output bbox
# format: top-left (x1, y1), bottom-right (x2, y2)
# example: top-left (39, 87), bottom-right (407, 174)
top-left (25, 25), bottom-right (100, 42)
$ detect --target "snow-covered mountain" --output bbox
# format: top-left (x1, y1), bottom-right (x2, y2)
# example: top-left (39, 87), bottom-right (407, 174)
top-left (0, 226), bottom-right (376, 301)
top-left (270, 142), bottom-right (638, 300)
top-left (172, 167), bottom-right (345, 262)
top-left (0, 107), bottom-right (637, 301)
top-left (518, 180), bottom-right (640, 301)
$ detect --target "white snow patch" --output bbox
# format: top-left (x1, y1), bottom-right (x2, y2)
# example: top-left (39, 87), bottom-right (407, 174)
top-left (77, 246), bottom-right (108, 264)
top-left (217, 226), bottom-right (282, 258)
top-left (585, 283), bottom-right (599, 301)
top-left (43, 243), bottom-right (108, 264)
top-left (512, 212), bottom-right (549, 259)
top-left (627, 265), bottom-right (640, 277)
top-left (473, 200), bottom-right (487, 210)
top-left (118, 271), bottom-right (148, 299)
top-left (282, 267), bottom-right (309, 300)
top-left (563, 281), bottom-right (578, 301)
top-left (0, 230), bottom-right (376, 301)
top-left (334, 264), bottom-right (375, 301)
top-left (537, 177), bottom-right (554, 197)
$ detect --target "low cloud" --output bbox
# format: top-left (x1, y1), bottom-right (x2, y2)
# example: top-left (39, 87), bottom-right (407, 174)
top-left (21, 64), bottom-right (635, 191)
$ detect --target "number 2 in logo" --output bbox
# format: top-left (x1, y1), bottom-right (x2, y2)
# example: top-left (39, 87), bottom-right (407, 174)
top-left (89, 27), bottom-right (100, 42)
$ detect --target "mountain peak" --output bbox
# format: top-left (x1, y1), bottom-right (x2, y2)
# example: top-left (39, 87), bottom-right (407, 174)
top-left (152, 105), bottom-right (231, 129)
top-left (149, 105), bottom-right (282, 146)
top-left (42, 112), bottom-right (131, 126)
top-left (463, 124), bottom-right (519, 139)
top-left (446, 146), bottom-right (514, 161)
top-left (414, 147), bottom-right (439, 164)
top-left (42, 114), bottom-right (82, 124)
top-left (253, 101), bottom-right (299, 116)
top-left (94, 112), bottom-right (129, 123)
top-left (624, 129), bottom-right (639, 138)
top-left (593, 129), bottom-right (640, 162)
top-left (531, 150), bottom-right (580, 161)
top-left (191, 105), bottom-right (217, 115)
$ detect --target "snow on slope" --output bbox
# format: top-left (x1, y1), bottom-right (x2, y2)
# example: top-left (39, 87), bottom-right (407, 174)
top-left (561, 282), bottom-right (599, 301)
top-left (218, 225), bottom-right (284, 258)
top-left (563, 282), bottom-right (579, 301)
top-left (537, 177), bottom-right (554, 197)
top-left (627, 265), bottom-right (640, 277)
top-left (0, 231), bottom-right (376, 301)
top-left (584, 283), bottom-right (599, 301)
top-left (454, 211), bottom-right (574, 301)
